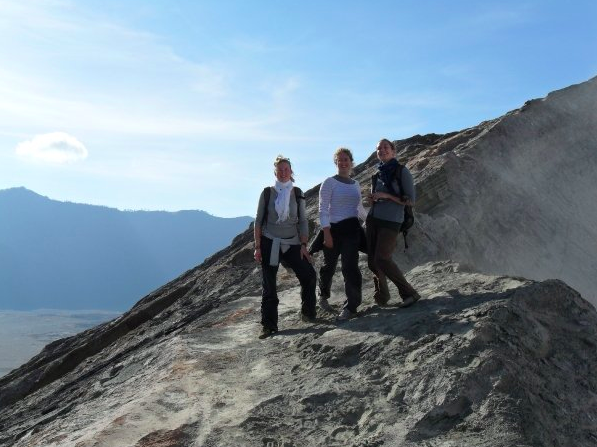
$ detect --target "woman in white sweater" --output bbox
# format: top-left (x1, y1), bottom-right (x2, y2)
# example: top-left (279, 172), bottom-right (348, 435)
top-left (318, 148), bottom-right (367, 320)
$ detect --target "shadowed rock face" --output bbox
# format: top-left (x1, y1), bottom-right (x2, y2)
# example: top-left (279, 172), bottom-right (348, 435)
top-left (1, 76), bottom-right (596, 446)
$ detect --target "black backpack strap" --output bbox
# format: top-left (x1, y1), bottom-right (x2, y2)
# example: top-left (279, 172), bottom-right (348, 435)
top-left (260, 186), bottom-right (271, 227)
top-left (394, 164), bottom-right (405, 197)
top-left (293, 187), bottom-right (304, 221)
top-left (395, 164), bottom-right (412, 250)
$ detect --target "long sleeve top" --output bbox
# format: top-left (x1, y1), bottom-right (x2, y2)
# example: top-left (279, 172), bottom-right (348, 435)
top-left (319, 176), bottom-right (366, 228)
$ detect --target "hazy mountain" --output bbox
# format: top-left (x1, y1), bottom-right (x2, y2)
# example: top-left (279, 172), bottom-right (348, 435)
top-left (1, 76), bottom-right (596, 446)
top-left (0, 188), bottom-right (252, 311)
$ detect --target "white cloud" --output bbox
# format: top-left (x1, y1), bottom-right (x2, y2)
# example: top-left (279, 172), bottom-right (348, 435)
top-left (16, 132), bottom-right (88, 164)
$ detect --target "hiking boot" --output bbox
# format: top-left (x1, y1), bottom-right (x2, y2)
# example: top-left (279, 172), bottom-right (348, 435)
top-left (258, 326), bottom-right (278, 339)
top-left (373, 291), bottom-right (390, 307)
top-left (318, 297), bottom-right (334, 312)
top-left (399, 292), bottom-right (421, 308)
top-left (336, 308), bottom-right (357, 321)
top-left (299, 310), bottom-right (317, 323)
top-left (374, 297), bottom-right (389, 307)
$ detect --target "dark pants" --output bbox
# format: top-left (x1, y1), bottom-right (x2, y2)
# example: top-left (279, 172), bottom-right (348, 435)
top-left (260, 236), bottom-right (317, 330)
top-left (366, 217), bottom-right (417, 304)
top-left (319, 218), bottom-right (363, 313)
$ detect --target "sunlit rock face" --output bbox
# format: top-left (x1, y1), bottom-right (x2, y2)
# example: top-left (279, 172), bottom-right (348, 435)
top-left (1, 77), bottom-right (596, 447)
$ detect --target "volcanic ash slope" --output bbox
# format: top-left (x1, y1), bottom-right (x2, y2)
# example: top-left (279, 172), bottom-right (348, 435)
top-left (1, 262), bottom-right (597, 447)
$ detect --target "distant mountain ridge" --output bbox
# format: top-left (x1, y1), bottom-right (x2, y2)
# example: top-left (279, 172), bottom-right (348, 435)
top-left (0, 188), bottom-right (253, 310)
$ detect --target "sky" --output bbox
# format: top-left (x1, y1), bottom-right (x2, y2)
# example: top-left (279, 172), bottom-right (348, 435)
top-left (0, 0), bottom-right (595, 217)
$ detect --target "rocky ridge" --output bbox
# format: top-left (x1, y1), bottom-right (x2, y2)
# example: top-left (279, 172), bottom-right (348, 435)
top-left (1, 263), bottom-right (596, 446)
top-left (1, 76), bottom-right (596, 446)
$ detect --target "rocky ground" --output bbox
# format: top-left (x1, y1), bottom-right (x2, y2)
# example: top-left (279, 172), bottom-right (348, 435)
top-left (1, 261), bottom-right (597, 446)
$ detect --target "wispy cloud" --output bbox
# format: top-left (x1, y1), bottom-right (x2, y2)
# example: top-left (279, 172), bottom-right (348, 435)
top-left (468, 4), bottom-right (532, 29)
top-left (1, 1), bottom-right (435, 151)
top-left (0, 2), bottom-right (244, 133)
top-left (267, 75), bottom-right (302, 102)
top-left (229, 36), bottom-right (287, 54)
top-left (16, 132), bottom-right (88, 164)
top-left (336, 88), bottom-right (456, 111)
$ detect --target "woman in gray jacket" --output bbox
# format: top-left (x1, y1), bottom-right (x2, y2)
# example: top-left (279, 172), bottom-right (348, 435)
top-left (366, 139), bottom-right (420, 307)
top-left (254, 155), bottom-right (317, 339)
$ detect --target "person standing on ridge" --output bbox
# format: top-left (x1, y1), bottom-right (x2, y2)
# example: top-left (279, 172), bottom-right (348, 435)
top-left (254, 155), bottom-right (317, 339)
top-left (318, 148), bottom-right (367, 320)
top-left (366, 139), bottom-right (420, 307)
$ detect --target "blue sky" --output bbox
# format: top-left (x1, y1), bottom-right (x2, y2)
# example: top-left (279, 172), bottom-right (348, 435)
top-left (1, 0), bottom-right (595, 217)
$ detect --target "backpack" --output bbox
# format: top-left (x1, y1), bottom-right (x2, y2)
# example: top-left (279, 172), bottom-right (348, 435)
top-left (371, 165), bottom-right (414, 250)
top-left (260, 186), bottom-right (304, 227)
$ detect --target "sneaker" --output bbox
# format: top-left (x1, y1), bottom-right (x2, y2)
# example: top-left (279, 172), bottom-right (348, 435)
top-left (258, 327), bottom-right (278, 339)
top-left (336, 308), bottom-right (357, 321)
top-left (318, 297), bottom-right (334, 312)
top-left (399, 293), bottom-right (421, 308)
top-left (299, 310), bottom-right (317, 323)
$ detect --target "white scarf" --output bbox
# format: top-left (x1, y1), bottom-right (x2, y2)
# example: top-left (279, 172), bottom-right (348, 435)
top-left (274, 180), bottom-right (293, 223)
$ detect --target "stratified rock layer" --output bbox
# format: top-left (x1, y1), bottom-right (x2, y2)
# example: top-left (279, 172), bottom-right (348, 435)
top-left (1, 76), bottom-right (597, 446)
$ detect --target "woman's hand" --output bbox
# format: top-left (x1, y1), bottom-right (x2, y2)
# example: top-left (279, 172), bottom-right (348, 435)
top-left (372, 191), bottom-right (391, 202)
top-left (372, 192), bottom-right (412, 205)
top-left (254, 247), bottom-right (262, 263)
top-left (323, 227), bottom-right (333, 249)
top-left (300, 244), bottom-right (312, 263)
top-left (401, 195), bottom-right (413, 206)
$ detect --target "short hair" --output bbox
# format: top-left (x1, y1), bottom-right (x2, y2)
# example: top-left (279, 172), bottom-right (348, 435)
top-left (377, 138), bottom-right (396, 152)
top-left (273, 155), bottom-right (295, 182)
top-left (333, 147), bottom-right (354, 164)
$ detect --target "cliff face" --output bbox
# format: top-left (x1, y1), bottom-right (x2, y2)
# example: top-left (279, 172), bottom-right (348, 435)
top-left (1, 76), bottom-right (596, 446)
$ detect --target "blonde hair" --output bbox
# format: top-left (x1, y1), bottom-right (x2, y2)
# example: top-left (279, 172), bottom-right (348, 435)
top-left (273, 154), bottom-right (295, 182)
top-left (333, 147), bottom-right (354, 165)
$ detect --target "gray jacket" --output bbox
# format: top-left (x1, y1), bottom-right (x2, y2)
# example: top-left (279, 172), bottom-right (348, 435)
top-left (255, 187), bottom-right (308, 239)
top-left (370, 166), bottom-right (415, 223)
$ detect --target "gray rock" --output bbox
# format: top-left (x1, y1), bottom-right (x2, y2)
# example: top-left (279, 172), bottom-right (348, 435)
top-left (1, 262), bottom-right (596, 446)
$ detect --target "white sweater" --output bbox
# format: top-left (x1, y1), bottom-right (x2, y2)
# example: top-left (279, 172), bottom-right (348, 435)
top-left (318, 176), bottom-right (366, 228)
